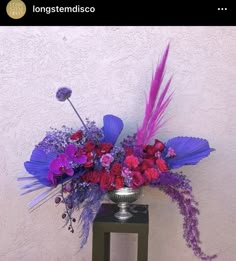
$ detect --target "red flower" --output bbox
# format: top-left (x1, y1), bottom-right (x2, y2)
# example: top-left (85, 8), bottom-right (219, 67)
top-left (144, 145), bottom-right (158, 157)
top-left (70, 130), bottom-right (83, 141)
top-left (88, 171), bottom-right (100, 184)
top-left (84, 161), bottom-right (93, 168)
top-left (81, 173), bottom-right (89, 182)
top-left (94, 148), bottom-right (103, 157)
top-left (100, 143), bottom-right (113, 153)
top-left (95, 143), bottom-right (113, 157)
top-left (110, 163), bottom-right (122, 176)
top-left (131, 171), bottom-right (144, 188)
top-left (156, 158), bottom-right (168, 172)
top-left (154, 139), bottom-right (165, 152)
top-left (140, 159), bottom-right (154, 172)
top-left (84, 141), bottom-right (95, 152)
top-left (144, 139), bottom-right (165, 157)
top-left (124, 147), bottom-right (134, 156)
top-left (124, 155), bottom-right (139, 169)
top-left (144, 168), bottom-right (159, 183)
top-left (84, 152), bottom-right (94, 168)
top-left (115, 176), bottom-right (124, 189)
top-left (100, 171), bottom-right (114, 191)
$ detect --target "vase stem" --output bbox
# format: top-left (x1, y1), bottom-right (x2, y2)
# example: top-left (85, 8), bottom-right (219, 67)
top-left (115, 202), bottom-right (133, 221)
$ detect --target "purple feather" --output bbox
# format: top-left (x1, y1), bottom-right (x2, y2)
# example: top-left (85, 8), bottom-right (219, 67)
top-left (165, 136), bottom-right (213, 169)
top-left (136, 44), bottom-right (172, 145)
top-left (79, 185), bottom-right (105, 248)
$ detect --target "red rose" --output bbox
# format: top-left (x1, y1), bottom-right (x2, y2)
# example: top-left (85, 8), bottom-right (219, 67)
top-left (144, 145), bottom-right (158, 157)
top-left (95, 147), bottom-right (103, 157)
top-left (144, 168), bottom-right (159, 184)
top-left (70, 130), bottom-right (83, 141)
top-left (87, 171), bottom-right (100, 184)
top-left (115, 176), bottom-right (124, 189)
top-left (140, 159), bottom-right (154, 172)
top-left (84, 161), bottom-right (93, 168)
top-left (84, 141), bottom-right (95, 152)
top-left (95, 143), bottom-right (113, 157)
top-left (154, 139), bottom-right (165, 152)
top-left (156, 159), bottom-right (168, 172)
top-left (124, 147), bottom-right (134, 156)
top-left (100, 143), bottom-right (113, 153)
top-left (100, 171), bottom-right (114, 191)
top-left (83, 152), bottom-right (94, 168)
top-left (81, 173), bottom-right (89, 182)
top-left (110, 163), bottom-right (122, 176)
top-left (131, 171), bottom-right (144, 188)
top-left (124, 155), bottom-right (139, 169)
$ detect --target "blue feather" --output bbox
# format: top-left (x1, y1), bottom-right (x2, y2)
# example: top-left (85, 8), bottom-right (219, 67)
top-left (165, 136), bottom-right (213, 169)
top-left (102, 114), bottom-right (124, 145)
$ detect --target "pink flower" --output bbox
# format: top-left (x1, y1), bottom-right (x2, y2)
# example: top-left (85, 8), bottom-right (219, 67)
top-left (49, 154), bottom-right (74, 176)
top-left (124, 155), bottom-right (139, 169)
top-left (166, 147), bottom-right (176, 157)
top-left (47, 154), bottom-right (74, 186)
top-left (65, 144), bottom-right (87, 164)
top-left (121, 167), bottom-right (131, 177)
top-left (144, 168), bottom-right (159, 183)
top-left (100, 153), bottom-right (114, 167)
top-left (156, 158), bottom-right (168, 172)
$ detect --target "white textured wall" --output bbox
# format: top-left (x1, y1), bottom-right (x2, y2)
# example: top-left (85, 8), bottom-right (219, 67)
top-left (0, 27), bottom-right (236, 261)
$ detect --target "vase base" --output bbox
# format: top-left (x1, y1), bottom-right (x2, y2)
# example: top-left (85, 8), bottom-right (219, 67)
top-left (114, 210), bottom-right (133, 221)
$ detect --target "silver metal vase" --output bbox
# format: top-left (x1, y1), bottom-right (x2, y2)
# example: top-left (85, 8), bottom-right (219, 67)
top-left (108, 187), bottom-right (142, 221)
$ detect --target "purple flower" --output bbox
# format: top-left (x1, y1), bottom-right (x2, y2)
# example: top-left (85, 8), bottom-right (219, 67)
top-left (121, 167), bottom-right (132, 186)
top-left (100, 153), bottom-right (114, 167)
top-left (47, 154), bottom-right (74, 185)
top-left (56, 87), bottom-right (72, 101)
top-left (166, 147), bottom-right (176, 158)
top-left (65, 144), bottom-right (87, 164)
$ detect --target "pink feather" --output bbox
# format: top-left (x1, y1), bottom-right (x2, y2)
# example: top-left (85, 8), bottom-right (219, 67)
top-left (136, 45), bottom-right (172, 146)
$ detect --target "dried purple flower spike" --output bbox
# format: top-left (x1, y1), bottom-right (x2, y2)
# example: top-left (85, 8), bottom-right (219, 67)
top-left (56, 87), bottom-right (72, 101)
top-left (56, 87), bottom-right (89, 134)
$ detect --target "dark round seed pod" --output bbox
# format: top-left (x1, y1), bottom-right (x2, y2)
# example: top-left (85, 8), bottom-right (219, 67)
top-left (72, 218), bottom-right (76, 222)
top-left (67, 202), bottom-right (73, 209)
top-left (62, 213), bottom-right (66, 219)
top-left (55, 197), bottom-right (61, 204)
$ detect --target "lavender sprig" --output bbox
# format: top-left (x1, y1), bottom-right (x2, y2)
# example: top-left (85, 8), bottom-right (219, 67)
top-left (79, 184), bottom-right (105, 248)
top-left (155, 172), bottom-right (217, 261)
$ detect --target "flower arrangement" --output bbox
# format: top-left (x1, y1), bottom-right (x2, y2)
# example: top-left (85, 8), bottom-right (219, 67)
top-left (19, 45), bottom-right (217, 260)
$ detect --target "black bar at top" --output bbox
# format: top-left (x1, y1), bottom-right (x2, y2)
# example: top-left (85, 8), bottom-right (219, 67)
top-left (0, 0), bottom-right (235, 26)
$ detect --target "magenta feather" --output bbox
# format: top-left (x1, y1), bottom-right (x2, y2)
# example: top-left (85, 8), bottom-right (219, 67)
top-left (136, 45), bottom-right (172, 146)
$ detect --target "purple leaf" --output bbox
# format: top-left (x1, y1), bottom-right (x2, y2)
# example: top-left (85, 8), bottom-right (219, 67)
top-left (165, 136), bottom-right (213, 169)
top-left (102, 114), bottom-right (124, 145)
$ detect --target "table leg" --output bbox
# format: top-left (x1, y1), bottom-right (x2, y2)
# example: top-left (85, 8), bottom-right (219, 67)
top-left (137, 230), bottom-right (149, 261)
top-left (92, 229), bottom-right (110, 261)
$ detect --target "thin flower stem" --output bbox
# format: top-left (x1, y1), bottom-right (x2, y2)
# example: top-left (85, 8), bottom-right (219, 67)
top-left (67, 98), bottom-right (90, 134)
top-left (61, 183), bottom-right (74, 232)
